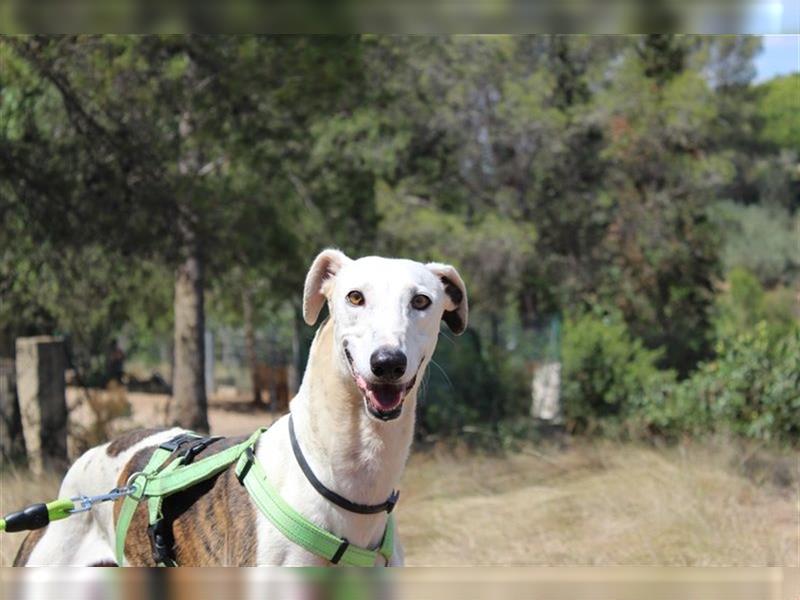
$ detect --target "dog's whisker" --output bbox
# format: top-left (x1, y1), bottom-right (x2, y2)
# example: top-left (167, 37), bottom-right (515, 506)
top-left (429, 358), bottom-right (454, 391)
top-left (419, 367), bottom-right (431, 403)
top-left (438, 330), bottom-right (456, 345)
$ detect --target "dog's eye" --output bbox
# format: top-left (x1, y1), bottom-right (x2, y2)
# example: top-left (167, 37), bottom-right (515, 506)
top-left (346, 290), bottom-right (365, 306)
top-left (411, 294), bottom-right (432, 310)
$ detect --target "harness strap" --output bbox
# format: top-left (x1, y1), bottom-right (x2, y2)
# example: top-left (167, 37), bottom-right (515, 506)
top-left (235, 448), bottom-right (394, 566)
top-left (114, 424), bottom-right (395, 567)
top-left (116, 446), bottom-right (172, 565)
top-left (147, 436), bottom-right (224, 527)
top-left (115, 429), bottom-right (264, 566)
top-left (143, 430), bottom-right (262, 497)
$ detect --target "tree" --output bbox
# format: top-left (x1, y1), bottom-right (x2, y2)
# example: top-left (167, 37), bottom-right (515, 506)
top-left (757, 74), bottom-right (800, 154)
top-left (1, 35), bottom-right (364, 430)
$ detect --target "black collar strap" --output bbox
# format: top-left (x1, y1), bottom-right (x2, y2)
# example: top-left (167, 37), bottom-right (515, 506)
top-left (288, 415), bottom-right (399, 515)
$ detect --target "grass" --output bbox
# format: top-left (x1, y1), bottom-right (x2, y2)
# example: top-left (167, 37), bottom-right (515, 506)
top-left (1, 438), bottom-right (797, 567)
top-left (1, 466), bottom-right (63, 566)
top-left (395, 438), bottom-right (799, 566)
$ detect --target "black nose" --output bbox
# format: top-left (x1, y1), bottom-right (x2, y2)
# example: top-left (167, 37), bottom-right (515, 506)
top-left (370, 346), bottom-right (407, 381)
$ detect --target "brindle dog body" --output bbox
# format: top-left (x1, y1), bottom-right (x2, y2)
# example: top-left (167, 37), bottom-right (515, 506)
top-left (14, 251), bottom-right (467, 566)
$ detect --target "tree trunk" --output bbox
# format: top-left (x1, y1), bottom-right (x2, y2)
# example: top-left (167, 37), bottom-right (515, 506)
top-left (170, 249), bottom-right (209, 432)
top-left (243, 288), bottom-right (263, 406)
top-left (169, 103), bottom-right (208, 432)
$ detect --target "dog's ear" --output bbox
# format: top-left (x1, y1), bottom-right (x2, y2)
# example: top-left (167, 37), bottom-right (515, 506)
top-left (303, 249), bottom-right (352, 326)
top-left (426, 262), bottom-right (468, 335)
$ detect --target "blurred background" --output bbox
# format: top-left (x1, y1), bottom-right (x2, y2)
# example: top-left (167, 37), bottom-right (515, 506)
top-left (0, 35), bottom-right (798, 566)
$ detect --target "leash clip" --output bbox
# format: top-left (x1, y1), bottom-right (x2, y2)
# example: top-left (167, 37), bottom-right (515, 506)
top-left (68, 485), bottom-right (138, 514)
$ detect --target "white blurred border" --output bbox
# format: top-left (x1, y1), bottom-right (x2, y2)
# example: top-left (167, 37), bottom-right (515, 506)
top-left (1, 567), bottom-right (798, 600)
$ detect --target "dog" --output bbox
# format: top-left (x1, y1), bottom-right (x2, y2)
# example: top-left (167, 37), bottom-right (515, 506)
top-left (14, 250), bottom-right (467, 566)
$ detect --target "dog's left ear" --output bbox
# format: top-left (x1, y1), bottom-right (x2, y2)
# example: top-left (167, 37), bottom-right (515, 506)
top-left (426, 262), bottom-right (468, 335)
top-left (303, 249), bottom-right (352, 326)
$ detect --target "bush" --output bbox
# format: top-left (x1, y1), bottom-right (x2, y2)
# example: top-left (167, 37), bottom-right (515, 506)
top-left (713, 266), bottom-right (768, 340)
top-left (712, 265), bottom-right (798, 348)
top-left (561, 309), bottom-right (675, 434)
top-left (644, 322), bottom-right (800, 444)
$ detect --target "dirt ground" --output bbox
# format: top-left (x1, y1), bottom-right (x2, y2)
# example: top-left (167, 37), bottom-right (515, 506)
top-left (67, 387), bottom-right (283, 440)
top-left (1, 390), bottom-right (798, 567)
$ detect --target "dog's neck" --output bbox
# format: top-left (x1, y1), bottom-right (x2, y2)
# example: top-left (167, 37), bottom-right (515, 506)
top-left (289, 318), bottom-right (416, 508)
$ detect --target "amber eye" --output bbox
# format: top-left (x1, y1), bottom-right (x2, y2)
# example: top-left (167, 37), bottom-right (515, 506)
top-left (411, 294), bottom-right (432, 310)
top-left (346, 290), bottom-right (365, 306)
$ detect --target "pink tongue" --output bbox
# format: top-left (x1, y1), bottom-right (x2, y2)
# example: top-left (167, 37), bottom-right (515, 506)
top-left (368, 384), bottom-right (404, 410)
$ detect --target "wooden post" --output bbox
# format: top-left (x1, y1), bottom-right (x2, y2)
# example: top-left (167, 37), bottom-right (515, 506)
top-left (15, 336), bottom-right (68, 474)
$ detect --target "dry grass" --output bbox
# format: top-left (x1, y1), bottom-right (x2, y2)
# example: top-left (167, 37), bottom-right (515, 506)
top-left (2, 438), bottom-right (797, 567)
top-left (397, 439), bottom-right (799, 566)
top-left (1, 466), bottom-right (62, 566)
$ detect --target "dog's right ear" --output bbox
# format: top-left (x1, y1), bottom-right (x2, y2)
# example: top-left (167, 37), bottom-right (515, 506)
top-left (303, 249), bottom-right (352, 326)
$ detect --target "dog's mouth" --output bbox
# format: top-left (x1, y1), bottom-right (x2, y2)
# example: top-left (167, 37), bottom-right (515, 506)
top-left (344, 348), bottom-right (417, 421)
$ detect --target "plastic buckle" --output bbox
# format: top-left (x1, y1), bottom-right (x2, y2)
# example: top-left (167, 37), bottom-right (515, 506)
top-left (180, 436), bottom-right (223, 465)
top-left (159, 433), bottom-right (203, 453)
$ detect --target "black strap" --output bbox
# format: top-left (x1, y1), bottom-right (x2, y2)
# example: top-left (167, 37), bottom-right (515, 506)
top-left (330, 538), bottom-right (350, 565)
top-left (288, 415), bottom-right (399, 515)
top-left (236, 447), bottom-right (255, 485)
top-left (148, 519), bottom-right (176, 567)
top-left (148, 433), bottom-right (224, 567)
top-left (181, 436), bottom-right (223, 465)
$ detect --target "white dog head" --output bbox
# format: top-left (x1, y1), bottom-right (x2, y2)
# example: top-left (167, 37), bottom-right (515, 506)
top-left (303, 249), bottom-right (468, 421)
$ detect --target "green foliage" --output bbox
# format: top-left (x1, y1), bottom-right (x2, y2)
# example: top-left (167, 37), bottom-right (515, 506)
top-left (710, 201), bottom-right (800, 286)
top-left (1, 36), bottom-right (364, 385)
top-left (643, 323), bottom-right (800, 444)
top-left (713, 267), bottom-right (765, 337)
top-left (0, 232), bottom-right (172, 380)
top-left (417, 328), bottom-right (529, 439)
top-left (561, 309), bottom-right (675, 433)
top-left (2, 35), bottom-right (796, 445)
top-left (757, 74), bottom-right (800, 153)
top-left (711, 266), bottom-right (797, 342)
top-left (592, 45), bottom-right (726, 374)
top-left (416, 329), bottom-right (491, 437)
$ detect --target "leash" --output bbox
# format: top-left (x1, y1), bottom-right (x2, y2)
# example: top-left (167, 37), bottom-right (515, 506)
top-left (2, 422), bottom-right (396, 567)
top-left (0, 485), bottom-right (137, 533)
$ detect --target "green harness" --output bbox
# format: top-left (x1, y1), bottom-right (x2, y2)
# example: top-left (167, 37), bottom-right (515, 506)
top-left (115, 426), bottom-right (395, 567)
